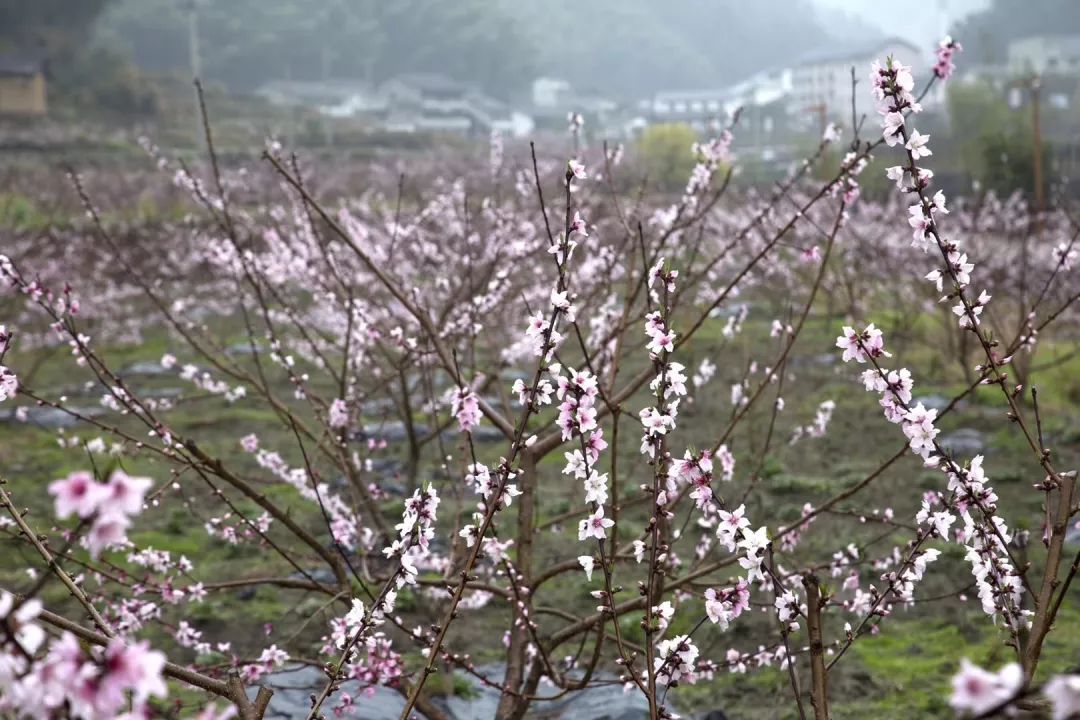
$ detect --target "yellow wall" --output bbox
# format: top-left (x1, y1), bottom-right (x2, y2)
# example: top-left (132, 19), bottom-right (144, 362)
top-left (0, 73), bottom-right (47, 116)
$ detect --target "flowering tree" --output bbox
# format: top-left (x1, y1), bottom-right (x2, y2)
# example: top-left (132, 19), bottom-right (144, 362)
top-left (0, 39), bottom-right (1078, 720)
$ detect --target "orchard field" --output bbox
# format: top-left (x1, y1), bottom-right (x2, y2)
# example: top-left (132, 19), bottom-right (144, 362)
top-left (1, 54), bottom-right (1079, 720)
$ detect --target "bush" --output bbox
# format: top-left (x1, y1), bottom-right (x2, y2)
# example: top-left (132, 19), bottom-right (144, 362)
top-left (636, 122), bottom-right (700, 192)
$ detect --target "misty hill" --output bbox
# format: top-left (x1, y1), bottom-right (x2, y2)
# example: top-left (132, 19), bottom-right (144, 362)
top-left (951, 0), bottom-right (1080, 65)
top-left (91, 0), bottom-right (876, 101)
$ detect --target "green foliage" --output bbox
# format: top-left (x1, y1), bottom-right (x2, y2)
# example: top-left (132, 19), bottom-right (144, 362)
top-left (945, 81), bottom-right (1049, 200)
top-left (767, 474), bottom-right (832, 495)
top-left (978, 129), bottom-right (1051, 200)
top-left (424, 672), bottom-right (481, 699)
top-left (0, 0), bottom-right (114, 55)
top-left (636, 123), bottom-right (699, 192)
top-left (51, 46), bottom-right (160, 119)
top-left (0, 193), bottom-right (49, 231)
top-left (851, 621), bottom-right (973, 717)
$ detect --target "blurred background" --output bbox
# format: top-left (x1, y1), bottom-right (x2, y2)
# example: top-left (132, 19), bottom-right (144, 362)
top-left (1, 0), bottom-right (1079, 200)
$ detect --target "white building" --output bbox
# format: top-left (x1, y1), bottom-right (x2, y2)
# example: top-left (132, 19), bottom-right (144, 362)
top-left (643, 69), bottom-right (791, 131)
top-left (788, 38), bottom-right (925, 128)
top-left (532, 77), bottom-right (573, 108)
top-left (646, 88), bottom-right (728, 128)
top-left (255, 79), bottom-right (386, 117)
top-left (1008, 34), bottom-right (1080, 76)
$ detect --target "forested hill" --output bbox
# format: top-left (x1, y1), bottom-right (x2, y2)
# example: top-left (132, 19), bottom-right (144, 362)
top-left (951, 0), bottom-right (1080, 65)
top-left (90, 0), bottom-right (845, 100)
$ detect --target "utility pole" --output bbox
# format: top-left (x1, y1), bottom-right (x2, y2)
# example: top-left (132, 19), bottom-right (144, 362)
top-left (804, 102), bottom-right (827, 138)
top-left (1031, 75), bottom-right (1044, 232)
top-left (185, 0), bottom-right (203, 150)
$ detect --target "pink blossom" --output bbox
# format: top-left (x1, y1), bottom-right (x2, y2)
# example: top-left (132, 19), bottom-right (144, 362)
top-left (906, 129), bottom-right (932, 159)
top-left (329, 398), bottom-right (349, 429)
top-left (49, 471), bottom-right (108, 519)
top-left (578, 506), bottom-right (613, 541)
top-left (949, 659), bottom-right (1022, 716)
top-left (102, 639), bottom-right (167, 703)
top-left (578, 555), bottom-right (595, 581)
top-left (934, 36), bottom-right (963, 79)
top-left (569, 211), bottom-right (588, 237)
top-left (450, 387), bottom-right (482, 433)
top-left (1045, 675), bottom-right (1080, 720)
top-left (86, 513), bottom-right (131, 558)
top-left (0, 366), bottom-right (16, 401)
top-left (882, 112), bottom-right (904, 146)
top-left (835, 324), bottom-right (888, 363)
top-left (654, 635), bottom-right (699, 685)
top-left (105, 470), bottom-right (152, 517)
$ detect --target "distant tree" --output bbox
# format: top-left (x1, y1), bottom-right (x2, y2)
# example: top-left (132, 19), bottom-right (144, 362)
top-left (947, 81), bottom-right (1015, 169)
top-left (946, 80), bottom-right (1050, 200)
top-left (951, 0), bottom-right (1080, 66)
top-left (0, 0), bottom-right (114, 56)
top-left (0, 0), bottom-right (160, 121)
top-left (637, 123), bottom-right (701, 192)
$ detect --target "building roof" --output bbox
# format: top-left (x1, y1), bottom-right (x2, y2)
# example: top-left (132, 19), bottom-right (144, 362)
top-left (792, 37), bottom-right (919, 67)
top-left (1009, 31), bottom-right (1080, 44)
top-left (1008, 33), bottom-right (1080, 56)
top-left (384, 73), bottom-right (471, 98)
top-left (0, 54), bottom-right (45, 78)
top-left (256, 79), bottom-right (375, 105)
top-left (653, 88), bottom-right (730, 103)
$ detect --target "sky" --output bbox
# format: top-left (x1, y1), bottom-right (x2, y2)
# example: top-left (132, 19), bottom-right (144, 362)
top-left (813, 0), bottom-right (991, 50)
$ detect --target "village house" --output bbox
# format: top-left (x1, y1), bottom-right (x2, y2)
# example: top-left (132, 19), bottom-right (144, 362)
top-left (1008, 33), bottom-right (1080, 77)
top-left (787, 37), bottom-right (925, 131)
top-left (0, 54), bottom-right (47, 116)
top-left (255, 72), bottom-right (533, 137)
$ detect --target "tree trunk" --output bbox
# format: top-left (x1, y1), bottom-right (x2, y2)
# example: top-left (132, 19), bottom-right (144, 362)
top-left (495, 452), bottom-right (537, 719)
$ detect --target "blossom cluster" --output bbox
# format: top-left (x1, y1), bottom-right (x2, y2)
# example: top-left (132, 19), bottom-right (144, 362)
top-left (0, 592), bottom-right (167, 719)
top-left (789, 399), bottom-right (836, 443)
top-left (384, 484), bottom-right (441, 588)
top-left (555, 365), bottom-right (600, 442)
top-left (548, 210), bottom-right (589, 266)
top-left (460, 461), bottom-right (521, 548)
top-left (933, 36), bottom-right (963, 80)
top-left (874, 54), bottom-right (991, 333)
top-left (246, 442), bottom-right (362, 549)
top-left (329, 397), bottom-right (350, 430)
top-left (686, 131), bottom-right (734, 198)
top-left (322, 599), bottom-right (404, 692)
top-left (0, 324), bottom-right (16, 402)
top-left (952, 661), bottom-right (1080, 720)
top-left (837, 324), bottom-right (1020, 623)
top-left (449, 386), bottom-right (481, 433)
top-left (639, 260), bottom-right (685, 461)
top-left (47, 469), bottom-right (151, 558)
top-left (654, 635), bottom-right (700, 686)
top-left (703, 579), bottom-right (751, 630)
